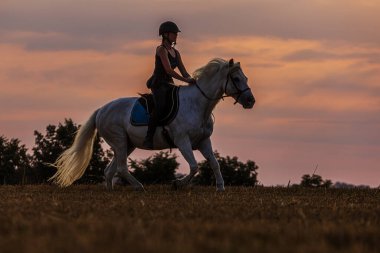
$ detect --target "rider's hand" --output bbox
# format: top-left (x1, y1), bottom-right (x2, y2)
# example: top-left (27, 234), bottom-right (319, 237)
top-left (187, 77), bottom-right (197, 85)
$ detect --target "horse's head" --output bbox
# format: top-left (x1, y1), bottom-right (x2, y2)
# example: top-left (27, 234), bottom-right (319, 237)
top-left (224, 59), bottom-right (255, 109)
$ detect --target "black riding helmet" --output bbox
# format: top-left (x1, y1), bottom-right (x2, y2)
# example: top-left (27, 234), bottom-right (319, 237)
top-left (159, 21), bottom-right (181, 36)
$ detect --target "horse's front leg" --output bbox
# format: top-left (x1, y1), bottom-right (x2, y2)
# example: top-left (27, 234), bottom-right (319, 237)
top-left (173, 137), bottom-right (198, 189)
top-left (198, 138), bottom-right (225, 191)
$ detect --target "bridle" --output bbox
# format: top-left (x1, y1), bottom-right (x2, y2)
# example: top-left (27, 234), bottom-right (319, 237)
top-left (195, 67), bottom-right (251, 104)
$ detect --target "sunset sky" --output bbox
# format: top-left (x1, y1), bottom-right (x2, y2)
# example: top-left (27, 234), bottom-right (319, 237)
top-left (1, 0), bottom-right (379, 186)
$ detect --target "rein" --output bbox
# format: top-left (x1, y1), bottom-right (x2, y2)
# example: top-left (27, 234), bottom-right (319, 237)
top-left (195, 67), bottom-right (251, 104)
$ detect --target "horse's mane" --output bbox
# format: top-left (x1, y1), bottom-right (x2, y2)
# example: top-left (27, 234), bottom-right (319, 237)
top-left (193, 58), bottom-right (228, 80)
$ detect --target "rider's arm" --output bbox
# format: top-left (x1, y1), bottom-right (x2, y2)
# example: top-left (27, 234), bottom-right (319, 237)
top-left (157, 46), bottom-right (192, 83)
top-left (176, 50), bottom-right (191, 78)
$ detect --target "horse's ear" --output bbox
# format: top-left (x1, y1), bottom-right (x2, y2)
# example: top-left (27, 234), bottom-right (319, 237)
top-left (229, 58), bottom-right (234, 67)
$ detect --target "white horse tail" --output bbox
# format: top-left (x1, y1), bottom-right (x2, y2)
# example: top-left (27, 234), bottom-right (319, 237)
top-left (50, 109), bottom-right (99, 187)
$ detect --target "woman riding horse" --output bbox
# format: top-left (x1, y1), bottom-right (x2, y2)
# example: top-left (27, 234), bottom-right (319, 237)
top-left (144, 21), bottom-right (196, 149)
top-left (51, 58), bottom-right (255, 191)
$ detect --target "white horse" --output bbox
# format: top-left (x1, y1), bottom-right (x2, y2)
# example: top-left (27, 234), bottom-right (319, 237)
top-left (51, 58), bottom-right (255, 191)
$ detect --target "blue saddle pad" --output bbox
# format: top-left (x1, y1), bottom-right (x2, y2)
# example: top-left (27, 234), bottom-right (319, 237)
top-left (130, 100), bottom-right (150, 126)
top-left (130, 85), bottom-right (180, 127)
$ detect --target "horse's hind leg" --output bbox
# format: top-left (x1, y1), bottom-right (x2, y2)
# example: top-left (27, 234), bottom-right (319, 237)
top-left (105, 158), bottom-right (116, 190)
top-left (114, 146), bottom-right (144, 191)
top-left (103, 133), bottom-right (140, 190)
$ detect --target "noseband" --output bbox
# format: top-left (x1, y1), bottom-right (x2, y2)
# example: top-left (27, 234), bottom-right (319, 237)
top-left (195, 67), bottom-right (251, 104)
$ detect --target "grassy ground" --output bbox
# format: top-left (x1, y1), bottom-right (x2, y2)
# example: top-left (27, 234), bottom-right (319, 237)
top-left (0, 185), bottom-right (379, 253)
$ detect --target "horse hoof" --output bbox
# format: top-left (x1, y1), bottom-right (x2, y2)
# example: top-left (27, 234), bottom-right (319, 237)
top-left (172, 180), bottom-right (178, 190)
top-left (172, 180), bottom-right (180, 190)
top-left (134, 186), bottom-right (146, 192)
top-left (216, 184), bottom-right (225, 192)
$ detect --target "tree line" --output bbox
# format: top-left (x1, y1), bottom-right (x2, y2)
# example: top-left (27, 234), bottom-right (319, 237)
top-left (0, 119), bottom-right (259, 186)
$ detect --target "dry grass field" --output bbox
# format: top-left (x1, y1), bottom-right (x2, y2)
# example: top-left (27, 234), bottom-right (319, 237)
top-left (0, 185), bottom-right (379, 253)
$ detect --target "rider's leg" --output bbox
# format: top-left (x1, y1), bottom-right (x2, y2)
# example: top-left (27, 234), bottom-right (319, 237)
top-left (143, 84), bottom-right (168, 149)
top-left (143, 109), bottom-right (158, 149)
top-left (143, 85), bottom-right (161, 149)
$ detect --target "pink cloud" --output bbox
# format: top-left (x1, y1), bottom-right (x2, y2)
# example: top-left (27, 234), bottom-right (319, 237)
top-left (1, 27), bottom-right (380, 186)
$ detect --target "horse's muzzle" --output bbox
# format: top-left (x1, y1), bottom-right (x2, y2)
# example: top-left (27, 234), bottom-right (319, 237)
top-left (243, 95), bottom-right (255, 109)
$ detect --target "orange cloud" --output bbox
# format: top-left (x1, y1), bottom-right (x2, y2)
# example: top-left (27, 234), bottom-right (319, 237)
top-left (1, 31), bottom-right (380, 186)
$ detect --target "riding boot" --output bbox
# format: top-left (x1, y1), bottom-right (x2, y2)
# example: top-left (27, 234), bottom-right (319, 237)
top-left (143, 114), bottom-right (157, 149)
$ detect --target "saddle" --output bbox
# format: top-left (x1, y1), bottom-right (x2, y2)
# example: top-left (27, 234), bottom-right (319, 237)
top-left (130, 85), bottom-right (180, 127)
